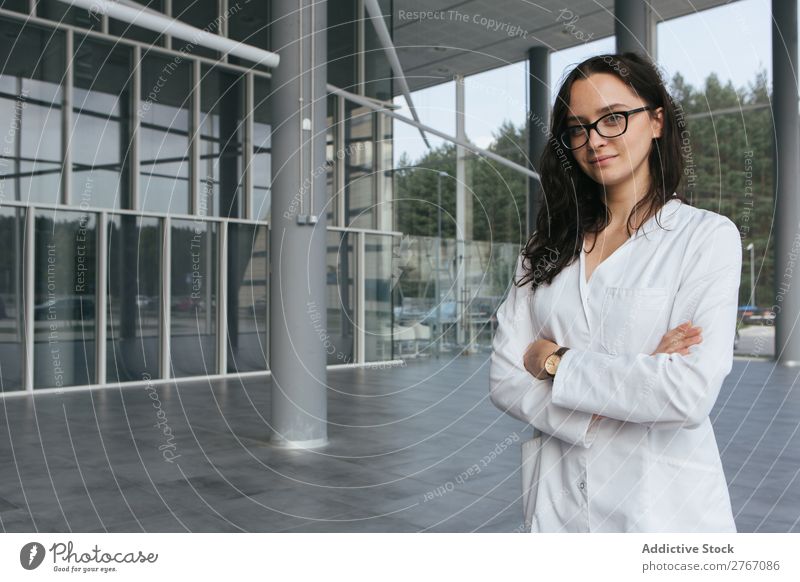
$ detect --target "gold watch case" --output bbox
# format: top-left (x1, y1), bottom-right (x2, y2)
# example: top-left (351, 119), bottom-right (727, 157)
top-left (544, 353), bottom-right (561, 376)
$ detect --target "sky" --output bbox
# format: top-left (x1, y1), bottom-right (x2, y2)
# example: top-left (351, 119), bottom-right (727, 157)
top-left (393, 0), bottom-right (779, 165)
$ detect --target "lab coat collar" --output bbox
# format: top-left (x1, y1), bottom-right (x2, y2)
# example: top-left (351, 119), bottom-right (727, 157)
top-left (633, 197), bottom-right (682, 239)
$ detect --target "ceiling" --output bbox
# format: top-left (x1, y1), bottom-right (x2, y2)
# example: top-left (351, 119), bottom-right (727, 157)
top-left (391, 0), bottom-right (732, 94)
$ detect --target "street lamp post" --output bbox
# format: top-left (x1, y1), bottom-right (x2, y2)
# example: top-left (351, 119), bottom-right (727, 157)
top-left (745, 242), bottom-right (755, 306)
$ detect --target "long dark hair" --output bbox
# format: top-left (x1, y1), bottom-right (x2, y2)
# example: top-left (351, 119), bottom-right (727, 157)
top-left (517, 52), bottom-right (687, 291)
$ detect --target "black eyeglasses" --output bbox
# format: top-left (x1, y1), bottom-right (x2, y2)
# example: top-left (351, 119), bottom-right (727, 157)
top-left (559, 106), bottom-right (652, 150)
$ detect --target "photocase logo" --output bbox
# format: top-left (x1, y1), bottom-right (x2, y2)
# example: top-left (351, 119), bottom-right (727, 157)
top-left (20, 542), bottom-right (46, 570)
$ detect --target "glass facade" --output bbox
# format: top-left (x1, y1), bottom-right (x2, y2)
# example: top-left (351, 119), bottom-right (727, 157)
top-left (0, 2), bottom-right (397, 394)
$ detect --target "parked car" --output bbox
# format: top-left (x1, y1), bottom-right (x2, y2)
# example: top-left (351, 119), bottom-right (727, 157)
top-left (34, 296), bottom-right (95, 321)
top-left (738, 305), bottom-right (775, 325)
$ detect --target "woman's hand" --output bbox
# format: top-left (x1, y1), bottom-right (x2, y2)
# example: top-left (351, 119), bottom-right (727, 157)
top-left (523, 339), bottom-right (559, 380)
top-left (651, 321), bottom-right (703, 356)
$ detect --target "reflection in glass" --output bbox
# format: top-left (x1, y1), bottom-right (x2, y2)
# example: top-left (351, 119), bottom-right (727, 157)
top-left (107, 216), bottom-right (161, 383)
top-left (139, 54), bottom-right (192, 213)
top-left (200, 65), bottom-right (244, 217)
top-left (326, 1), bottom-right (357, 90)
top-left (326, 230), bottom-right (354, 364)
top-left (37, 0), bottom-right (102, 30)
top-left (72, 36), bottom-right (132, 209)
top-left (365, 234), bottom-right (395, 362)
top-left (227, 223), bottom-right (267, 372)
top-left (364, 0), bottom-right (393, 101)
top-left (0, 18), bottom-right (64, 205)
top-left (171, 219), bottom-right (217, 377)
top-left (0, 207), bottom-right (25, 391)
top-left (1, 1), bottom-right (28, 13)
top-left (34, 210), bottom-right (97, 388)
top-left (325, 95), bottom-right (336, 225)
top-left (345, 104), bottom-right (376, 229)
top-left (252, 76), bottom-right (271, 221)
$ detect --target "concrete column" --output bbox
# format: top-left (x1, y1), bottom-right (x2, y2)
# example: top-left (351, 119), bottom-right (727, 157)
top-left (527, 46), bottom-right (549, 238)
top-left (269, 0), bottom-right (329, 447)
top-left (614, 0), bottom-right (655, 58)
top-left (773, 0), bottom-right (800, 365)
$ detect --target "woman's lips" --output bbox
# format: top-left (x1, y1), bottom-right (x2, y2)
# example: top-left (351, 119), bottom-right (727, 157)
top-left (589, 154), bottom-right (617, 166)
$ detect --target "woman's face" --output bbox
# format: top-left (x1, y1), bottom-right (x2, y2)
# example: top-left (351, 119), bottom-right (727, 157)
top-left (565, 73), bottom-right (664, 188)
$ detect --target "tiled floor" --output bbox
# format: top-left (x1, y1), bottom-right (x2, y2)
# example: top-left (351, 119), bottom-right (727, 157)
top-left (0, 356), bottom-right (797, 532)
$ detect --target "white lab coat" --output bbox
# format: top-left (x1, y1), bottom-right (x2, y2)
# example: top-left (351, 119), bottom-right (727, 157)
top-left (489, 198), bottom-right (741, 532)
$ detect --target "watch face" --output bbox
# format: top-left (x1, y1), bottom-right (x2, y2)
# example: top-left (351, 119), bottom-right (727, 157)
top-left (545, 355), bottom-right (559, 375)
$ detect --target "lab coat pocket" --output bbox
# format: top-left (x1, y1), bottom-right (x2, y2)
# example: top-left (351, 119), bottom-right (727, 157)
top-left (521, 434), bottom-right (543, 532)
top-left (600, 287), bottom-right (670, 355)
top-left (642, 451), bottom-right (734, 532)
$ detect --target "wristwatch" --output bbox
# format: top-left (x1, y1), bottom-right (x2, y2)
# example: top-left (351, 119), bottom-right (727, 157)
top-left (544, 346), bottom-right (570, 378)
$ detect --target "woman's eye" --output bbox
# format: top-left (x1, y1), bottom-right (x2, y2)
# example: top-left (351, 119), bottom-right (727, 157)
top-left (566, 126), bottom-right (585, 137)
top-left (602, 113), bottom-right (626, 125)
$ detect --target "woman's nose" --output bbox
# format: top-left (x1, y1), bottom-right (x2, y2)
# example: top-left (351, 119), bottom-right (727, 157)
top-left (586, 127), bottom-right (608, 149)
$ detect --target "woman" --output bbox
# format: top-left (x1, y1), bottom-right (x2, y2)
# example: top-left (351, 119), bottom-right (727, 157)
top-left (489, 53), bottom-right (742, 533)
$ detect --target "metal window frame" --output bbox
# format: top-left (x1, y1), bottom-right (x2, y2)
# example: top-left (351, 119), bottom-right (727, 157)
top-left (61, 28), bottom-right (73, 206)
top-left (160, 215), bottom-right (171, 379)
top-left (243, 72), bottom-right (254, 220)
top-left (0, 7), bottom-right (273, 79)
top-left (23, 207), bottom-right (34, 392)
top-left (96, 211), bottom-right (108, 384)
top-left (355, 230), bottom-right (366, 363)
top-left (130, 44), bottom-right (141, 211)
top-left (217, 220), bottom-right (228, 373)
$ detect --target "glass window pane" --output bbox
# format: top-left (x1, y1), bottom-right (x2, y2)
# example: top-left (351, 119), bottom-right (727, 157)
top-left (0, 1), bottom-right (28, 13)
top-left (365, 234), bottom-right (395, 362)
top-left (72, 37), bottom-right (132, 210)
top-left (0, 18), bottom-right (64, 205)
top-left (107, 215), bottom-right (161, 383)
top-left (252, 75), bottom-right (271, 221)
top-left (327, 1), bottom-right (356, 90)
top-left (171, 0), bottom-right (218, 59)
top-left (109, 0), bottom-right (165, 45)
top-left (37, 0), bottom-right (102, 30)
top-left (345, 104), bottom-right (376, 229)
top-left (139, 54), bottom-right (192, 214)
top-left (326, 230), bottom-right (354, 364)
top-left (200, 65), bottom-right (244, 218)
top-left (170, 219), bottom-right (217, 377)
top-left (34, 209), bottom-right (97, 388)
top-left (0, 206), bottom-right (25, 392)
top-left (227, 223), bottom-right (267, 373)
top-left (364, 0), bottom-right (393, 101)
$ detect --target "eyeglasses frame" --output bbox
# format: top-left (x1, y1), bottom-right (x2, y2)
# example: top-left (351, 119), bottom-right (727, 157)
top-left (559, 106), bottom-right (654, 150)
